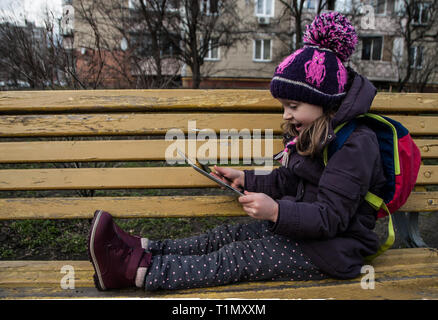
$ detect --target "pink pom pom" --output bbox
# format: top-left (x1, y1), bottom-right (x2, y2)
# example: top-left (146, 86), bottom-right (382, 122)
top-left (303, 12), bottom-right (358, 62)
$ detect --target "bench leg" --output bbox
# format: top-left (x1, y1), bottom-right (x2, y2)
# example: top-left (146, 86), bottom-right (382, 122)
top-left (393, 212), bottom-right (428, 248)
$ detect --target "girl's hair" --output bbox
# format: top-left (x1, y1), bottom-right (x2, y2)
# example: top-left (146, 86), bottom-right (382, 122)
top-left (281, 66), bottom-right (357, 158)
top-left (280, 109), bottom-right (335, 157)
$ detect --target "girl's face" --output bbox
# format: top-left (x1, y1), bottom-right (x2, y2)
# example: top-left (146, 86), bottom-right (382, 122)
top-left (277, 98), bottom-right (323, 132)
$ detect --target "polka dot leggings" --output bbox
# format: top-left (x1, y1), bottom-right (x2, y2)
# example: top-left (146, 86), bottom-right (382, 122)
top-left (143, 221), bottom-right (328, 291)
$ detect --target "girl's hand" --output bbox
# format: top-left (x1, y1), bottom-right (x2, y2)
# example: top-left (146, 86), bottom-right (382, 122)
top-left (210, 165), bottom-right (244, 190)
top-left (238, 191), bottom-right (278, 223)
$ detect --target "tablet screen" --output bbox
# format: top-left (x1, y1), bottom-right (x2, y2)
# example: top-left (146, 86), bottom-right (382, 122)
top-left (176, 149), bottom-right (244, 197)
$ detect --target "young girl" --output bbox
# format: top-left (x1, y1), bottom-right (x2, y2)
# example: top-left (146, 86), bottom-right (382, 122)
top-left (87, 12), bottom-right (387, 291)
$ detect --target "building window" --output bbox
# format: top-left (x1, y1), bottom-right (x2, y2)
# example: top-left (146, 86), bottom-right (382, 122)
top-left (129, 0), bottom-right (179, 10)
top-left (303, 0), bottom-right (337, 12)
top-left (201, 0), bottom-right (219, 15)
top-left (409, 46), bottom-right (423, 69)
top-left (131, 32), bottom-right (180, 58)
top-left (131, 33), bottom-right (153, 57)
top-left (335, 0), bottom-right (353, 13)
top-left (254, 39), bottom-right (271, 62)
top-left (361, 37), bottom-right (383, 61)
top-left (373, 0), bottom-right (386, 14)
top-left (159, 34), bottom-right (180, 57)
top-left (304, 0), bottom-right (317, 10)
top-left (205, 38), bottom-right (220, 60)
top-left (413, 2), bottom-right (430, 25)
top-left (256, 0), bottom-right (273, 17)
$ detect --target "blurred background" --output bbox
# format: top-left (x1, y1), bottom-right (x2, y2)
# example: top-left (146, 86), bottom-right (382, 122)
top-left (0, 0), bottom-right (436, 92)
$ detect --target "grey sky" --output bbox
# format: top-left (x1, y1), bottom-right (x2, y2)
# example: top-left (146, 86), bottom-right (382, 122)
top-left (0, 0), bottom-right (62, 26)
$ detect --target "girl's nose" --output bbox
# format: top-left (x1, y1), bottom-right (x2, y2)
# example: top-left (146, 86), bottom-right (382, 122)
top-left (283, 110), bottom-right (292, 121)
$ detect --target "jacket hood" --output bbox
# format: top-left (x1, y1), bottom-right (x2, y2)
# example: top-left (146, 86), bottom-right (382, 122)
top-left (331, 73), bottom-right (377, 128)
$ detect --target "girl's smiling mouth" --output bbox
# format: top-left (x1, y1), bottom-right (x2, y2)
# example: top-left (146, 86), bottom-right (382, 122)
top-left (293, 122), bottom-right (303, 131)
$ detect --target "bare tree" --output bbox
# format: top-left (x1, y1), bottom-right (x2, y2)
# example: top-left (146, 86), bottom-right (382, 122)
top-left (410, 46), bottom-right (438, 92)
top-left (132, 0), bottom-right (249, 88)
top-left (278, 0), bottom-right (307, 51)
top-left (132, 0), bottom-right (182, 88)
top-left (72, 0), bottom-right (249, 89)
top-left (398, 0), bottom-right (438, 91)
top-left (74, 0), bottom-right (115, 89)
top-left (73, 0), bottom-right (181, 89)
top-left (392, 0), bottom-right (438, 92)
top-left (0, 13), bottom-right (67, 90)
top-left (277, 0), bottom-right (337, 53)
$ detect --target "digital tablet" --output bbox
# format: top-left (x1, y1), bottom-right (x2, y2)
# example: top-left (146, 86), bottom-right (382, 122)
top-left (176, 149), bottom-right (245, 197)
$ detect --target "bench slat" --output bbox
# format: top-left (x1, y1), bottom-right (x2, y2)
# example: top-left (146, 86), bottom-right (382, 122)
top-left (0, 166), bottom-right (436, 191)
top-left (2, 274), bottom-right (437, 299)
top-left (0, 114), bottom-right (437, 137)
top-left (0, 90), bottom-right (437, 113)
top-left (0, 113), bottom-right (281, 137)
top-left (0, 139), bottom-right (282, 163)
top-left (0, 192), bottom-right (436, 220)
top-left (0, 166), bottom-right (265, 190)
top-left (0, 248), bottom-right (435, 285)
top-left (0, 195), bottom-right (244, 220)
top-left (0, 90), bottom-right (280, 112)
top-left (1, 249), bottom-right (437, 299)
top-left (0, 138), bottom-right (437, 163)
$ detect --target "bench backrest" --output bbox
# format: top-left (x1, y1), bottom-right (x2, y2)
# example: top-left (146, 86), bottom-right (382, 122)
top-left (0, 90), bottom-right (437, 220)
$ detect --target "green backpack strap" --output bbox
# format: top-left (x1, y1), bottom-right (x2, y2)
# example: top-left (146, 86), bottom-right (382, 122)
top-left (363, 192), bottom-right (395, 262)
top-left (323, 119), bottom-right (396, 262)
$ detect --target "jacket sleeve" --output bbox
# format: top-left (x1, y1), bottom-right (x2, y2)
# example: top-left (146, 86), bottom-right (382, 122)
top-left (243, 166), bottom-right (299, 200)
top-left (269, 130), bottom-right (381, 239)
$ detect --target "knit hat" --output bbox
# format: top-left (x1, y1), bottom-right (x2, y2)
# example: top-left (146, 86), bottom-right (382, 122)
top-left (270, 12), bottom-right (358, 109)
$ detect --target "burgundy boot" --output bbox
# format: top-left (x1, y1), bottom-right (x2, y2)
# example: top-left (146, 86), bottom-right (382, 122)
top-left (88, 210), bottom-right (152, 290)
top-left (92, 210), bottom-right (147, 249)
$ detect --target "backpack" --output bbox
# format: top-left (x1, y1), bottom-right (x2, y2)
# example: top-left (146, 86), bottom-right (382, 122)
top-left (323, 113), bottom-right (421, 261)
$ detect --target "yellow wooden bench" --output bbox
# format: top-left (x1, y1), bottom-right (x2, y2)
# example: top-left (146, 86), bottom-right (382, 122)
top-left (0, 90), bottom-right (438, 299)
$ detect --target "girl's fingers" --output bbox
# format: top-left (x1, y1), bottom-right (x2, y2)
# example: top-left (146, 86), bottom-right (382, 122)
top-left (210, 172), bottom-right (220, 179)
top-left (211, 169), bottom-right (226, 180)
top-left (243, 206), bottom-right (256, 217)
top-left (210, 172), bottom-right (228, 183)
top-left (238, 195), bottom-right (252, 204)
top-left (213, 165), bottom-right (226, 176)
top-left (214, 165), bottom-right (235, 180)
top-left (242, 205), bottom-right (251, 212)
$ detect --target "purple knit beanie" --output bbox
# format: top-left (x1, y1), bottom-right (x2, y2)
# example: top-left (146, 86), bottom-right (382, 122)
top-left (270, 12), bottom-right (358, 109)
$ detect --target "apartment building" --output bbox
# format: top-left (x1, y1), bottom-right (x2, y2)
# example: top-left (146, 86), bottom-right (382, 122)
top-left (65, 0), bottom-right (437, 91)
top-left (192, 0), bottom-right (437, 91)
top-left (346, 0), bottom-right (438, 92)
top-left (182, 0), bottom-right (291, 88)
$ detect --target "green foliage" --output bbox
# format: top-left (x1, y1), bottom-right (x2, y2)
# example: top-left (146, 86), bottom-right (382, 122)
top-left (0, 216), bottom-right (249, 260)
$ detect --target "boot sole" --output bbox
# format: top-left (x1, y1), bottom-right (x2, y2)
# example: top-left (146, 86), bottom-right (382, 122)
top-left (87, 209), bottom-right (106, 291)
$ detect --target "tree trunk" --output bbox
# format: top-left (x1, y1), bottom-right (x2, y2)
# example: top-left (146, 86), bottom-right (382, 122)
top-left (295, 16), bottom-right (303, 50)
top-left (191, 60), bottom-right (201, 89)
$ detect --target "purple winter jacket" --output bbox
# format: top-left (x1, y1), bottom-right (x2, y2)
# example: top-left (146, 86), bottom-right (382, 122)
top-left (244, 74), bottom-right (387, 279)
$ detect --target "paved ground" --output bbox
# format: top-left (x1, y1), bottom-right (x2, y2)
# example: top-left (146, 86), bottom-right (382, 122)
top-left (374, 212), bottom-right (438, 249)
